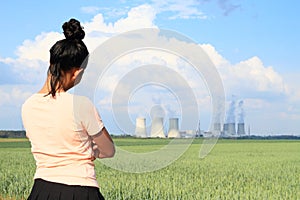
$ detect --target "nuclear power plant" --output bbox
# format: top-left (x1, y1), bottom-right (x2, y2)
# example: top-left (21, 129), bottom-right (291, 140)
top-left (133, 99), bottom-right (247, 138)
top-left (134, 116), bottom-right (247, 138)
top-left (218, 99), bottom-right (247, 137)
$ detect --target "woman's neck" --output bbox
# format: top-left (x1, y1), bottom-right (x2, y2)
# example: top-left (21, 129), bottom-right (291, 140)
top-left (38, 75), bottom-right (65, 94)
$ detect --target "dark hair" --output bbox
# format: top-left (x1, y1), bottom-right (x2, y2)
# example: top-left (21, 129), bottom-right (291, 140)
top-left (47, 18), bottom-right (89, 97)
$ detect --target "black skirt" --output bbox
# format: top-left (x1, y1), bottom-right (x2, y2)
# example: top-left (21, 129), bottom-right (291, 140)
top-left (27, 179), bottom-right (105, 200)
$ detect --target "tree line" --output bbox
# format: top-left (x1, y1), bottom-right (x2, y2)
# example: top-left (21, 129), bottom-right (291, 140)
top-left (0, 130), bottom-right (26, 138)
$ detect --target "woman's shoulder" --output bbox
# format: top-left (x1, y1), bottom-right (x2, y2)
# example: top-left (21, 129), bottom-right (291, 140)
top-left (22, 93), bottom-right (46, 107)
top-left (71, 93), bottom-right (92, 102)
top-left (71, 94), bottom-right (95, 109)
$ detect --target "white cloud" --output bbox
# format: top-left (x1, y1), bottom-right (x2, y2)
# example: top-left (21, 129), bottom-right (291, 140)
top-left (80, 6), bottom-right (100, 14)
top-left (114, 5), bottom-right (157, 31)
top-left (16, 32), bottom-right (63, 62)
top-left (91, 48), bottom-right (210, 100)
top-left (199, 43), bottom-right (300, 134)
top-left (244, 98), bottom-right (271, 110)
top-left (150, 0), bottom-right (241, 18)
top-left (0, 86), bottom-right (33, 107)
top-left (0, 4), bottom-right (158, 86)
top-left (99, 7), bottom-right (130, 19)
top-left (233, 57), bottom-right (287, 93)
top-left (281, 73), bottom-right (300, 102)
top-left (200, 44), bottom-right (229, 67)
top-left (0, 57), bottom-right (47, 84)
top-left (167, 5), bottom-right (207, 20)
top-left (279, 111), bottom-right (300, 121)
top-left (11, 4), bottom-right (156, 64)
top-left (82, 4), bottom-right (157, 51)
top-left (0, 85), bottom-right (37, 130)
top-left (150, 0), bottom-right (208, 20)
top-left (201, 44), bottom-right (288, 95)
top-left (83, 4), bottom-right (156, 33)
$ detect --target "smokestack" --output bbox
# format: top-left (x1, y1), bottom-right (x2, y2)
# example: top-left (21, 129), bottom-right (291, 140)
top-left (167, 118), bottom-right (180, 138)
top-left (237, 123), bottom-right (245, 135)
top-left (227, 123), bottom-right (236, 135)
top-left (150, 117), bottom-right (165, 138)
top-left (135, 117), bottom-right (147, 137)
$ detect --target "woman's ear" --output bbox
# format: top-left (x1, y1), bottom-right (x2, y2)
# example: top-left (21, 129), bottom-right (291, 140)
top-left (72, 68), bottom-right (84, 85)
top-left (72, 68), bottom-right (84, 80)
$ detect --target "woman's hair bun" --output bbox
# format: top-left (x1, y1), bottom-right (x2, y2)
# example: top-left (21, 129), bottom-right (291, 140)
top-left (62, 18), bottom-right (85, 40)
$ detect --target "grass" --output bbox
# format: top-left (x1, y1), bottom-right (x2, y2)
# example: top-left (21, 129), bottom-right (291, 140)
top-left (0, 138), bottom-right (299, 199)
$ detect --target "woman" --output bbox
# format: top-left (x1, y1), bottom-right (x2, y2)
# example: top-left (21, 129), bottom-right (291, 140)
top-left (22, 18), bottom-right (115, 200)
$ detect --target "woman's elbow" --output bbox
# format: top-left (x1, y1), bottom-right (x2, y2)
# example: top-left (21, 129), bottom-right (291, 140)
top-left (100, 146), bottom-right (115, 158)
top-left (106, 146), bottom-right (116, 158)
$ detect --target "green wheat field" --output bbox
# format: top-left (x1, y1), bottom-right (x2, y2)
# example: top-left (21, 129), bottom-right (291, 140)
top-left (0, 138), bottom-right (299, 200)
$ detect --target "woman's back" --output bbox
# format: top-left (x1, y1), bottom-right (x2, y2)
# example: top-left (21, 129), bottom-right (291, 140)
top-left (22, 92), bottom-right (103, 187)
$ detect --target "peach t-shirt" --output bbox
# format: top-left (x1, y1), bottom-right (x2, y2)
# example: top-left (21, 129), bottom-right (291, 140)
top-left (22, 92), bottom-right (104, 188)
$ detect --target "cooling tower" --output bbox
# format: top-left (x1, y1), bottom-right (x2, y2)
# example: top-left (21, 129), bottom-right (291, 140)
top-left (237, 123), bottom-right (246, 135)
top-left (150, 117), bottom-right (165, 138)
top-left (135, 117), bottom-right (147, 137)
top-left (167, 118), bottom-right (180, 138)
top-left (227, 123), bottom-right (236, 135)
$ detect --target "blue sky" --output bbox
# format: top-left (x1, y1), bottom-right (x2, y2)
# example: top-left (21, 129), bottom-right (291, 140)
top-left (0, 0), bottom-right (299, 135)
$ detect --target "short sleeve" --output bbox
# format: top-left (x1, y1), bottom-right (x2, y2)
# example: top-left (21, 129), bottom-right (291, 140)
top-left (78, 97), bottom-right (104, 136)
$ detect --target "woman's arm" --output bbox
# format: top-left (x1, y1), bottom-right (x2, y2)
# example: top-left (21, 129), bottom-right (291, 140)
top-left (92, 127), bottom-right (115, 158)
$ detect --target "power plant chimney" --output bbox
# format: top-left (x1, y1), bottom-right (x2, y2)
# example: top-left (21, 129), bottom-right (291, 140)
top-left (150, 117), bottom-right (165, 138)
top-left (237, 123), bottom-right (246, 135)
top-left (167, 118), bottom-right (180, 138)
top-left (135, 117), bottom-right (147, 137)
